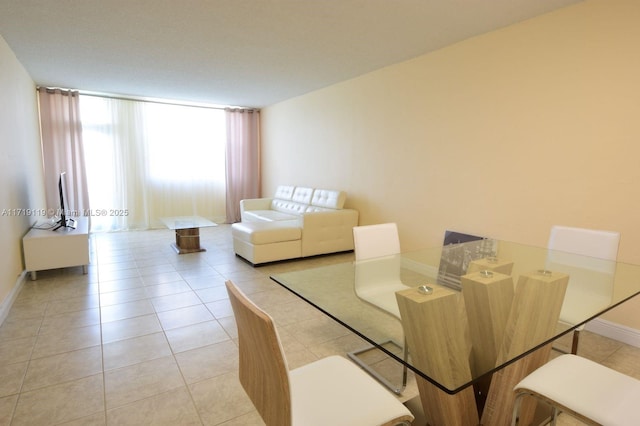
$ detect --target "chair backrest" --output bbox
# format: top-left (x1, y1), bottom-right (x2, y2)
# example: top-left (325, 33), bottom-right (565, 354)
top-left (353, 223), bottom-right (401, 261)
top-left (548, 225), bottom-right (620, 263)
top-left (546, 226), bottom-right (620, 324)
top-left (225, 280), bottom-right (292, 426)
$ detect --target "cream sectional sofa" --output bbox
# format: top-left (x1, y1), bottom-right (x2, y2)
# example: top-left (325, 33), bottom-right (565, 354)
top-left (231, 185), bottom-right (359, 264)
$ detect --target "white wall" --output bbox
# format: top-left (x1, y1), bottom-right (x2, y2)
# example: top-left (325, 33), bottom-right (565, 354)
top-left (261, 0), bottom-right (640, 328)
top-left (0, 35), bottom-right (46, 320)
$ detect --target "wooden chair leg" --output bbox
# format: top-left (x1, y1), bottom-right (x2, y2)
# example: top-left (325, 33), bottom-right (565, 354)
top-left (571, 329), bottom-right (580, 355)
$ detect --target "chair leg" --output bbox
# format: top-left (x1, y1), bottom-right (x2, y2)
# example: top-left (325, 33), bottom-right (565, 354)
top-left (511, 394), bottom-right (523, 426)
top-left (571, 329), bottom-right (580, 354)
top-left (347, 338), bottom-right (408, 395)
top-left (552, 329), bottom-right (579, 355)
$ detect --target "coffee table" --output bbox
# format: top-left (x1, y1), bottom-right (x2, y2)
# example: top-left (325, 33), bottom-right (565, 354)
top-left (161, 216), bottom-right (217, 254)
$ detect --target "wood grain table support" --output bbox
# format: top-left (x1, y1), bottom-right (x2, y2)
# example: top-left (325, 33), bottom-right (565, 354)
top-left (396, 286), bottom-right (479, 426)
top-left (481, 270), bottom-right (569, 426)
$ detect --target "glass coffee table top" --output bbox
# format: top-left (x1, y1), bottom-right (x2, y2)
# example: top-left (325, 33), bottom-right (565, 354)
top-left (160, 216), bottom-right (217, 230)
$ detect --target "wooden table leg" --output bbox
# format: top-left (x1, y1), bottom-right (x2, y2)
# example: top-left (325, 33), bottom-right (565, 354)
top-left (172, 227), bottom-right (205, 254)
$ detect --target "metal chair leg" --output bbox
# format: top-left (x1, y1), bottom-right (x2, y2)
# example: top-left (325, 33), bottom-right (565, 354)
top-left (347, 338), bottom-right (408, 395)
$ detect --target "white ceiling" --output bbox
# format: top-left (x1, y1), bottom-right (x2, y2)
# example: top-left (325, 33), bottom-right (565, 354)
top-left (0, 0), bottom-right (581, 108)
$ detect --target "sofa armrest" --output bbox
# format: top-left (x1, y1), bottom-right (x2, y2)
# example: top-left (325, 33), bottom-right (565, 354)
top-left (240, 198), bottom-right (273, 221)
top-left (300, 209), bottom-right (359, 257)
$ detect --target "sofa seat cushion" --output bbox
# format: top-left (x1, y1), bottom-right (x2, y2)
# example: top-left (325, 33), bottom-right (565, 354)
top-left (232, 220), bottom-right (301, 245)
top-left (243, 209), bottom-right (299, 222)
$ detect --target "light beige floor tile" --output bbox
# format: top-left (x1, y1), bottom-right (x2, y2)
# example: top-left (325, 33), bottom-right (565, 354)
top-left (11, 374), bottom-right (104, 426)
top-left (44, 293), bottom-right (100, 316)
top-left (175, 340), bottom-right (239, 384)
top-left (189, 371), bottom-right (255, 425)
top-left (0, 336), bottom-right (37, 364)
top-left (140, 271), bottom-right (184, 286)
top-left (101, 314), bottom-right (162, 344)
top-left (59, 411), bottom-right (106, 425)
top-left (218, 410), bottom-right (265, 426)
top-left (217, 316), bottom-right (238, 340)
top-left (104, 355), bottom-right (185, 409)
top-left (150, 291), bottom-right (202, 313)
top-left (194, 286), bottom-right (229, 303)
top-left (144, 281), bottom-right (191, 298)
top-left (184, 274), bottom-right (226, 290)
top-left (577, 330), bottom-right (624, 362)
top-left (281, 315), bottom-right (351, 347)
top-left (31, 324), bottom-right (101, 359)
top-left (164, 320), bottom-right (231, 353)
top-left (100, 299), bottom-right (155, 323)
top-left (3, 301), bottom-right (47, 321)
top-left (22, 346), bottom-right (103, 392)
top-left (157, 304), bottom-right (214, 330)
top-left (177, 265), bottom-right (220, 279)
top-left (206, 298), bottom-right (233, 319)
top-left (0, 394), bottom-right (19, 425)
top-left (103, 332), bottom-right (172, 371)
top-left (39, 307), bottom-right (100, 333)
top-left (0, 316), bottom-right (42, 340)
top-left (138, 264), bottom-right (177, 277)
top-left (98, 277), bottom-right (145, 294)
top-left (99, 287), bottom-right (149, 307)
top-left (98, 267), bottom-right (141, 282)
top-left (601, 344), bottom-right (640, 379)
top-left (0, 361), bottom-right (28, 397)
top-left (106, 386), bottom-right (201, 425)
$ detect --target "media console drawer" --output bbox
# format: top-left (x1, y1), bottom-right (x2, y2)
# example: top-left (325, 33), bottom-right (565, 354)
top-left (23, 217), bottom-right (90, 280)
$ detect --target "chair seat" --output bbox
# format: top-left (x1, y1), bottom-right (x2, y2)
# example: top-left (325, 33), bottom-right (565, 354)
top-left (514, 354), bottom-right (640, 426)
top-left (290, 355), bottom-right (413, 426)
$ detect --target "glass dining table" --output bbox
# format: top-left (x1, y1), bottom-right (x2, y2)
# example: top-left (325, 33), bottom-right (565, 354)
top-left (270, 239), bottom-right (640, 426)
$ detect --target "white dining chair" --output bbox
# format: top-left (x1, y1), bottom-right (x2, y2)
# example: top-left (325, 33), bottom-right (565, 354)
top-left (349, 223), bottom-right (410, 394)
top-left (546, 225), bottom-right (620, 354)
top-left (225, 280), bottom-right (414, 426)
top-left (512, 354), bottom-right (640, 426)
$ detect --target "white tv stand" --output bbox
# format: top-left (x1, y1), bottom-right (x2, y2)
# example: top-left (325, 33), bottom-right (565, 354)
top-left (23, 217), bottom-right (90, 280)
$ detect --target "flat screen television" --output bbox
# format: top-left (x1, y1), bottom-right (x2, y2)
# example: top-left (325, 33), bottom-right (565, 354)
top-left (53, 171), bottom-right (76, 230)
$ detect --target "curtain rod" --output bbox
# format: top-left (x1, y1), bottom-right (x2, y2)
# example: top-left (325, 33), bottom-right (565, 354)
top-left (36, 86), bottom-right (259, 112)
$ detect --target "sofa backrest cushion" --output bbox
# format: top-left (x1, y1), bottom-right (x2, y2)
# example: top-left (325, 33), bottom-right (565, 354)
top-left (291, 187), bottom-right (314, 204)
top-left (271, 199), bottom-right (309, 215)
top-left (273, 185), bottom-right (295, 200)
top-left (310, 189), bottom-right (346, 210)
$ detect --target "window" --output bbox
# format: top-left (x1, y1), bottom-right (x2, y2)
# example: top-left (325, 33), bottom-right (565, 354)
top-left (80, 95), bottom-right (227, 231)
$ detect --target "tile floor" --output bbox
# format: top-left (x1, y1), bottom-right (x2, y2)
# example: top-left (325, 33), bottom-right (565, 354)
top-left (0, 224), bottom-right (639, 425)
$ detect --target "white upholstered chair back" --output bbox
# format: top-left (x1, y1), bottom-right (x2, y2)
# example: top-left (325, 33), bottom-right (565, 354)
top-left (546, 225), bottom-right (620, 333)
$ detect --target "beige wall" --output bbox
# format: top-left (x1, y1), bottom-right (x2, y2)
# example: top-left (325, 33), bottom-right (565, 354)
top-left (261, 0), bottom-right (640, 328)
top-left (0, 35), bottom-right (45, 316)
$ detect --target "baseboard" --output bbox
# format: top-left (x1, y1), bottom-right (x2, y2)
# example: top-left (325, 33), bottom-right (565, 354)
top-left (0, 270), bottom-right (27, 326)
top-left (585, 318), bottom-right (640, 348)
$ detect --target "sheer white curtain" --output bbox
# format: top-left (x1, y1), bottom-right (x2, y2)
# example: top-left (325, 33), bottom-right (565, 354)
top-left (38, 88), bottom-right (90, 217)
top-left (81, 96), bottom-right (226, 231)
top-left (225, 108), bottom-right (261, 223)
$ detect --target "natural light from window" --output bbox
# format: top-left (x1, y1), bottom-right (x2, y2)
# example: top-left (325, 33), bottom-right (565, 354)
top-left (79, 95), bottom-right (227, 231)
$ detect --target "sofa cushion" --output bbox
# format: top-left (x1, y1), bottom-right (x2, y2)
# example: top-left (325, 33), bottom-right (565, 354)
top-left (271, 199), bottom-right (309, 215)
top-left (292, 187), bottom-right (314, 204)
top-left (232, 220), bottom-right (302, 245)
top-left (311, 189), bottom-right (346, 209)
top-left (243, 209), bottom-right (299, 222)
top-left (274, 185), bottom-right (295, 200)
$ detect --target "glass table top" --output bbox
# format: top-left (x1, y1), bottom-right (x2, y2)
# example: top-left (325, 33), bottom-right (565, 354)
top-left (160, 216), bottom-right (217, 230)
top-left (271, 240), bottom-right (640, 394)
